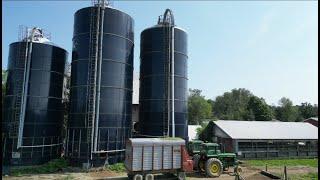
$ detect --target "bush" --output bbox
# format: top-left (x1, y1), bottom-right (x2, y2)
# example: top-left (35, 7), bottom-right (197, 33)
top-left (106, 163), bottom-right (126, 172)
top-left (11, 158), bottom-right (68, 176)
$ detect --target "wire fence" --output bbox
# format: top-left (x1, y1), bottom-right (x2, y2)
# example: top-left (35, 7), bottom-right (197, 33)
top-left (261, 164), bottom-right (315, 180)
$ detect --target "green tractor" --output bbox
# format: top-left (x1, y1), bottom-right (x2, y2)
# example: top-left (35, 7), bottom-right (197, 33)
top-left (187, 140), bottom-right (205, 170)
top-left (187, 140), bottom-right (204, 156)
top-left (195, 143), bottom-right (240, 177)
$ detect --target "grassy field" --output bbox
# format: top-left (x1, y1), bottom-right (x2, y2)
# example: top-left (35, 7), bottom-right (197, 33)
top-left (244, 158), bottom-right (318, 180)
top-left (289, 172), bottom-right (318, 180)
top-left (245, 158), bottom-right (318, 167)
top-left (9, 160), bottom-right (127, 177)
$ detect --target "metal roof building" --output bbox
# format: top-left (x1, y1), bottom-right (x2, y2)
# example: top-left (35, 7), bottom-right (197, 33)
top-left (199, 120), bottom-right (318, 159)
top-left (188, 125), bottom-right (201, 141)
top-left (213, 120), bottom-right (318, 140)
top-left (132, 73), bottom-right (140, 134)
top-left (132, 72), bottom-right (139, 105)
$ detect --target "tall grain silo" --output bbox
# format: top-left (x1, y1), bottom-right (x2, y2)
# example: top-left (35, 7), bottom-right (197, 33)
top-left (139, 9), bottom-right (188, 140)
top-left (67, 1), bottom-right (134, 167)
top-left (2, 26), bottom-right (67, 166)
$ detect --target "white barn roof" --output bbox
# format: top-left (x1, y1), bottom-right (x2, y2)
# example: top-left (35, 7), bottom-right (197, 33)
top-left (214, 120), bottom-right (318, 140)
top-left (188, 125), bottom-right (201, 141)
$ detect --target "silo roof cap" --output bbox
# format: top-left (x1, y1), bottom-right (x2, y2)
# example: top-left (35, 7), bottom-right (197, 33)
top-left (22, 27), bottom-right (51, 44)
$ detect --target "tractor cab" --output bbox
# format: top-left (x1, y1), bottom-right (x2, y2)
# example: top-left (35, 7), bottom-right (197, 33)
top-left (200, 143), bottom-right (221, 156)
top-left (187, 140), bottom-right (204, 156)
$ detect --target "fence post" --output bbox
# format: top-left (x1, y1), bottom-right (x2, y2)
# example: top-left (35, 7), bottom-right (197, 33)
top-left (283, 165), bottom-right (287, 180)
top-left (265, 164), bottom-right (267, 171)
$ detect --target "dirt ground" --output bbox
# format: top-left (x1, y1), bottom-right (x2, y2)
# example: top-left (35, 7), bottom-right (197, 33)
top-left (257, 166), bottom-right (318, 175)
top-left (2, 164), bottom-right (318, 180)
top-left (2, 166), bottom-right (273, 180)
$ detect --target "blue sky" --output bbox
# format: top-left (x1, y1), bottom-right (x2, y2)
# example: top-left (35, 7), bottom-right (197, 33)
top-left (2, 1), bottom-right (318, 105)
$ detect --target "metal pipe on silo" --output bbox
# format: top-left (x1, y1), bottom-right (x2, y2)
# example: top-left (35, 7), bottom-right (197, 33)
top-left (171, 25), bottom-right (175, 137)
top-left (17, 30), bottom-right (31, 149)
top-left (94, 2), bottom-right (105, 152)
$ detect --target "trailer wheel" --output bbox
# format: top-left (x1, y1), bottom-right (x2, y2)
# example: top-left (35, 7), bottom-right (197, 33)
top-left (193, 154), bottom-right (201, 170)
top-left (205, 158), bottom-right (223, 177)
top-left (177, 171), bottom-right (186, 180)
top-left (133, 174), bottom-right (143, 180)
top-left (127, 174), bottom-right (134, 180)
top-left (145, 174), bottom-right (154, 180)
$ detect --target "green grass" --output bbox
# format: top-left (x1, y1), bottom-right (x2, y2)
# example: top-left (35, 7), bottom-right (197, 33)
top-left (245, 158), bottom-right (318, 168)
top-left (289, 172), bottom-right (318, 180)
top-left (271, 172), bottom-right (318, 180)
top-left (105, 163), bottom-right (126, 172)
top-left (11, 158), bottom-right (68, 176)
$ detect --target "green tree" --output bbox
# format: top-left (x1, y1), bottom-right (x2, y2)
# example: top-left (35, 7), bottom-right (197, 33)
top-left (2, 83), bottom-right (5, 105)
top-left (62, 64), bottom-right (71, 138)
top-left (2, 70), bottom-right (8, 84)
top-left (211, 88), bottom-right (253, 120)
top-left (313, 104), bottom-right (318, 117)
top-left (207, 99), bottom-right (215, 118)
top-left (196, 122), bottom-right (208, 136)
top-left (2, 70), bottom-right (7, 105)
top-left (299, 102), bottom-right (317, 119)
top-left (277, 97), bottom-right (299, 122)
top-left (188, 89), bottom-right (212, 125)
top-left (247, 96), bottom-right (273, 121)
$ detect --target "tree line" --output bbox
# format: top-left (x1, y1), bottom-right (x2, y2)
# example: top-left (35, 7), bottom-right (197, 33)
top-left (2, 70), bottom-right (7, 105)
top-left (2, 70), bottom-right (318, 125)
top-left (188, 88), bottom-right (318, 125)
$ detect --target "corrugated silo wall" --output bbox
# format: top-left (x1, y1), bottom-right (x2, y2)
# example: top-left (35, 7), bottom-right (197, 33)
top-left (67, 6), bottom-right (134, 165)
top-left (2, 42), bottom-right (67, 166)
top-left (139, 26), bottom-right (188, 139)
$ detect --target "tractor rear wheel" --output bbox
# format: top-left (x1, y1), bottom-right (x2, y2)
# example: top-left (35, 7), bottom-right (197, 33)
top-left (193, 154), bottom-right (200, 170)
top-left (205, 158), bottom-right (223, 177)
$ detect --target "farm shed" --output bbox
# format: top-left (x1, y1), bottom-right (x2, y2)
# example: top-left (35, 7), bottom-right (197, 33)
top-left (199, 120), bottom-right (318, 159)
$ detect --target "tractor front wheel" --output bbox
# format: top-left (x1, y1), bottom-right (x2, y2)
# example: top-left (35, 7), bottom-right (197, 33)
top-left (234, 166), bottom-right (242, 174)
top-left (205, 158), bottom-right (223, 177)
